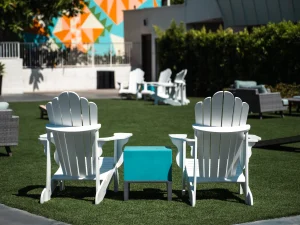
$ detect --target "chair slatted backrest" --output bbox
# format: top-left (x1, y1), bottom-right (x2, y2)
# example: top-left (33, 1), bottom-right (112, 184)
top-left (157, 68), bottom-right (172, 95)
top-left (174, 69), bottom-right (187, 83)
top-left (46, 91), bottom-right (99, 177)
top-left (127, 70), bottom-right (138, 92)
top-left (194, 91), bottom-right (249, 179)
top-left (135, 68), bottom-right (145, 84)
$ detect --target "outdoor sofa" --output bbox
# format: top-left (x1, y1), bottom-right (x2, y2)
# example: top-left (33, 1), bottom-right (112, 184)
top-left (228, 80), bottom-right (287, 119)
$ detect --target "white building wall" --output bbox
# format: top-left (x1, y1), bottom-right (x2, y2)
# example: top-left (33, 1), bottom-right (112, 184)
top-left (22, 66), bottom-right (131, 92)
top-left (0, 57), bottom-right (131, 94)
top-left (0, 59), bottom-right (24, 94)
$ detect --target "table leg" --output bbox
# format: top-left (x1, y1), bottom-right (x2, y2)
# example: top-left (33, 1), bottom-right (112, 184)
top-left (167, 182), bottom-right (172, 201)
top-left (124, 182), bottom-right (129, 201)
top-left (289, 102), bottom-right (292, 115)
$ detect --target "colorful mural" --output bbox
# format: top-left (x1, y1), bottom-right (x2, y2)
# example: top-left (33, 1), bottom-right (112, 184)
top-left (25, 0), bottom-right (162, 53)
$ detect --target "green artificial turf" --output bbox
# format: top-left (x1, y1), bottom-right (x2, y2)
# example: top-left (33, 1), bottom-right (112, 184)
top-left (0, 98), bottom-right (300, 225)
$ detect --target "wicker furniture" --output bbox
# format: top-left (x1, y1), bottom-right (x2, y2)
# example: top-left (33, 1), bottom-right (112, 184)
top-left (228, 88), bottom-right (287, 119)
top-left (286, 98), bottom-right (300, 115)
top-left (0, 109), bottom-right (19, 156)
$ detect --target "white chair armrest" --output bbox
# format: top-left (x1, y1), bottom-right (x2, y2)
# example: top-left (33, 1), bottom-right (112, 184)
top-left (169, 134), bottom-right (195, 169)
top-left (97, 133), bottom-right (133, 167)
top-left (46, 124), bottom-right (101, 132)
top-left (192, 124), bottom-right (250, 133)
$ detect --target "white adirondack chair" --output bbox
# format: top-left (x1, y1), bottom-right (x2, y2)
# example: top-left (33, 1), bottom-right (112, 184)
top-left (169, 91), bottom-right (261, 206)
top-left (119, 68), bottom-right (145, 99)
top-left (38, 91), bottom-right (132, 204)
top-left (141, 68), bottom-right (173, 98)
top-left (173, 69), bottom-right (190, 105)
top-left (166, 69), bottom-right (190, 106)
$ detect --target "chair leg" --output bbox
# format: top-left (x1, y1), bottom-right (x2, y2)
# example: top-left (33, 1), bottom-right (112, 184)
top-left (182, 172), bottom-right (187, 196)
top-left (5, 146), bottom-right (12, 157)
top-left (59, 180), bottom-right (65, 191)
top-left (95, 170), bottom-right (114, 204)
top-left (187, 180), bottom-right (196, 207)
top-left (259, 113), bottom-right (263, 120)
top-left (239, 183), bottom-right (243, 195)
top-left (114, 169), bottom-right (119, 192)
top-left (241, 183), bottom-right (253, 206)
top-left (41, 179), bottom-right (56, 204)
top-left (280, 111), bottom-right (284, 118)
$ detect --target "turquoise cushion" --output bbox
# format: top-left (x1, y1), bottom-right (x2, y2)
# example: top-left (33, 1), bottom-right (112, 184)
top-left (239, 84), bottom-right (268, 94)
top-left (293, 96), bottom-right (300, 99)
top-left (124, 146), bottom-right (172, 181)
top-left (0, 102), bottom-right (9, 110)
top-left (147, 85), bottom-right (155, 92)
top-left (235, 80), bottom-right (257, 89)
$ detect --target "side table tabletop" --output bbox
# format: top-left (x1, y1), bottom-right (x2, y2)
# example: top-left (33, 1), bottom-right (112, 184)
top-left (124, 146), bottom-right (172, 201)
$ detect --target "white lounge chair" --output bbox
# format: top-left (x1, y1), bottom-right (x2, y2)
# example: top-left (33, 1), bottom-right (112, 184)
top-left (119, 68), bottom-right (145, 99)
top-left (169, 91), bottom-right (261, 206)
top-left (38, 91), bottom-right (132, 204)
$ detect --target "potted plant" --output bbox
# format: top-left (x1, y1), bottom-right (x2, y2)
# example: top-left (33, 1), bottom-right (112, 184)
top-left (0, 62), bottom-right (5, 95)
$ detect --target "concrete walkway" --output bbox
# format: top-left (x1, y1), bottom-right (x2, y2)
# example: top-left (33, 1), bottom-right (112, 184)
top-left (1, 89), bottom-right (300, 225)
top-left (0, 204), bottom-right (69, 225)
top-left (0, 89), bottom-right (120, 102)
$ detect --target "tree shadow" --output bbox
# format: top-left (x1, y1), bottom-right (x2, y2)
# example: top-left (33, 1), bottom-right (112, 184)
top-left (29, 67), bottom-right (44, 91)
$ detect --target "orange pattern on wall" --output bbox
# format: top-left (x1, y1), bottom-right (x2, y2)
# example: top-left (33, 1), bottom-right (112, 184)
top-left (53, 6), bottom-right (104, 52)
top-left (95, 0), bottom-right (146, 24)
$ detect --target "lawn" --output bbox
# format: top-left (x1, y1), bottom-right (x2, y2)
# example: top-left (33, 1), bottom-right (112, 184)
top-left (0, 98), bottom-right (300, 225)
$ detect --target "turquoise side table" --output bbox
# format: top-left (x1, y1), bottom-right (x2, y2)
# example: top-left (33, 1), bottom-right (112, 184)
top-left (124, 146), bottom-right (172, 201)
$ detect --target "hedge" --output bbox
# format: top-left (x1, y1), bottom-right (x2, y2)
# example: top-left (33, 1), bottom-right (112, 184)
top-left (155, 21), bottom-right (300, 97)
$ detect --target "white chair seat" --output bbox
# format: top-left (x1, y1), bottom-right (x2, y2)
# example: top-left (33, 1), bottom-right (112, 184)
top-left (53, 157), bottom-right (115, 180)
top-left (185, 159), bottom-right (245, 183)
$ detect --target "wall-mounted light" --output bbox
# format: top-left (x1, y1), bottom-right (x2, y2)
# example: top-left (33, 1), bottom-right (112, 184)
top-left (143, 19), bottom-right (148, 26)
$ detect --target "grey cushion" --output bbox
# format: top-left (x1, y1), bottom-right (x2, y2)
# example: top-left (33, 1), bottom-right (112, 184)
top-left (282, 99), bottom-right (289, 106)
top-left (0, 102), bottom-right (9, 110)
top-left (234, 80), bottom-right (257, 89)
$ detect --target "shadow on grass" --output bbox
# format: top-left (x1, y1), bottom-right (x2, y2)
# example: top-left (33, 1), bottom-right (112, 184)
top-left (195, 188), bottom-right (245, 204)
top-left (106, 188), bottom-right (177, 201)
top-left (16, 185), bottom-right (96, 203)
top-left (16, 186), bottom-right (246, 205)
top-left (256, 144), bottom-right (300, 153)
top-left (0, 152), bottom-right (9, 157)
top-left (106, 188), bottom-right (245, 205)
top-left (248, 114), bottom-right (284, 119)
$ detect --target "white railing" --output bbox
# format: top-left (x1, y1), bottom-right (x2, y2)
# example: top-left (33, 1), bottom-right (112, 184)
top-left (0, 42), bottom-right (20, 58)
top-left (0, 42), bottom-right (132, 68)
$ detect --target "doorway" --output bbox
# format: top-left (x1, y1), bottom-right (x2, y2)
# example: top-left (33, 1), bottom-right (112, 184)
top-left (142, 34), bottom-right (152, 81)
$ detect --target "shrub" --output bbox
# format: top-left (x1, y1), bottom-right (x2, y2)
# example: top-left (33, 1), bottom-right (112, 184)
top-left (266, 83), bottom-right (300, 98)
top-left (155, 21), bottom-right (300, 96)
